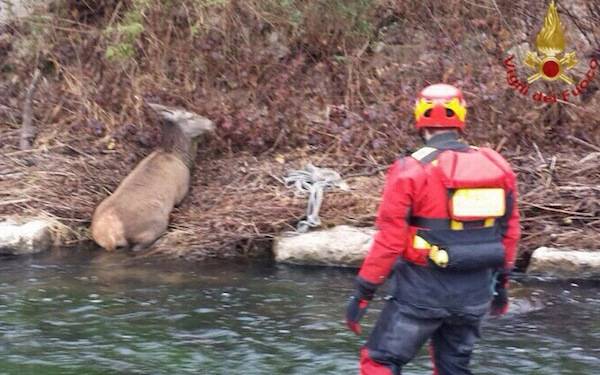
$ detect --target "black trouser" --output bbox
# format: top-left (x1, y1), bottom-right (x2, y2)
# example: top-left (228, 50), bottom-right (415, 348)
top-left (364, 298), bottom-right (484, 375)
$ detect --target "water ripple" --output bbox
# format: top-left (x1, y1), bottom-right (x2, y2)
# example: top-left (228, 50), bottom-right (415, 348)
top-left (0, 253), bottom-right (597, 374)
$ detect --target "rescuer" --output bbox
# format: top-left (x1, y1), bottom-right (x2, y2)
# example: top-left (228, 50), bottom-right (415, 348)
top-left (346, 83), bottom-right (521, 375)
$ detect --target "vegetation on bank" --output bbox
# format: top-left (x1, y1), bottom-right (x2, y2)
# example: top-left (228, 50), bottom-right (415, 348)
top-left (0, 0), bottom-right (599, 267)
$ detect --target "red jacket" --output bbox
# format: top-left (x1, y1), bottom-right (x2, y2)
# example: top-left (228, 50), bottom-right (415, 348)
top-left (358, 134), bottom-right (520, 286)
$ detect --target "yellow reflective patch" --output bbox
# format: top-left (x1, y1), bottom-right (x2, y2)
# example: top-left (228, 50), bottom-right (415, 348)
top-left (445, 98), bottom-right (467, 121)
top-left (450, 220), bottom-right (464, 230)
top-left (451, 188), bottom-right (505, 218)
top-left (484, 218), bottom-right (496, 227)
top-left (414, 98), bottom-right (435, 121)
top-left (413, 235), bottom-right (431, 249)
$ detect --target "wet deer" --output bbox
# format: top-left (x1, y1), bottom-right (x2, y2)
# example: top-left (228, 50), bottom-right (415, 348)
top-left (91, 104), bottom-right (214, 252)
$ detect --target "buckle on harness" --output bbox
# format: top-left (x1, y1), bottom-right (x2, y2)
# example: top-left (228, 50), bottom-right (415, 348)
top-left (429, 245), bottom-right (449, 268)
top-left (413, 235), bottom-right (449, 268)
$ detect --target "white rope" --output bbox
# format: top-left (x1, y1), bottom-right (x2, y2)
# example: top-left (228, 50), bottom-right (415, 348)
top-left (284, 163), bottom-right (349, 233)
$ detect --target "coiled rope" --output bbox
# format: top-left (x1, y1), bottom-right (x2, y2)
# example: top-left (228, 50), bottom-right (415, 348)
top-left (284, 163), bottom-right (349, 233)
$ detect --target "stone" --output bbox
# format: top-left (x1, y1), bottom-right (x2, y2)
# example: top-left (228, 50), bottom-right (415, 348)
top-left (0, 218), bottom-right (54, 255)
top-left (0, 1), bottom-right (45, 25)
top-left (527, 247), bottom-right (600, 279)
top-left (274, 225), bottom-right (375, 267)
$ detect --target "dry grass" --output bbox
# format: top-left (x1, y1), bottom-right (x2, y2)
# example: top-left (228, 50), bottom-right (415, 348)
top-left (0, 0), bottom-right (599, 266)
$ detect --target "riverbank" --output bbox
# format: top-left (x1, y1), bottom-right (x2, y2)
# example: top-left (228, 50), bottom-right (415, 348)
top-left (2, 142), bottom-right (598, 268)
top-left (1, 1), bottom-right (599, 268)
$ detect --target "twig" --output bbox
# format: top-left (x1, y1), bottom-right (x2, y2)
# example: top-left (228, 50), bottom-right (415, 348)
top-left (559, 2), bottom-right (594, 47)
top-left (345, 165), bottom-right (388, 178)
top-left (578, 152), bottom-right (600, 163)
top-left (495, 136), bottom-right (507, 152)
top-left (3, 144), bottom-right (64, 157)
top-left (0, 198), bottom-right (31, 206)
top-left (55, 141), bottom-right (96, 159)
top-left (19, 69), bottom-right (42, 150)
top-left (532, 142), bottom-right (545, 163)
top-left (567, 135), bottom-right (600, 153)
top-left (424, 3), bottom-right (457, 50)
top-left (557, 185), bottom-right (600, 192)
top-left (546, 155), bottom-right (557, 187)
top-left (490, 0), bottom-right (510, 29)
top-left (521, 201), bottom-right (595, 217)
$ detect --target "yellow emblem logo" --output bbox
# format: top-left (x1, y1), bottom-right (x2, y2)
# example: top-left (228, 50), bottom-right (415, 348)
top-left (523, 1), bottom-right (577, 84)
top-left (503, 1), bottom-right (598, 103)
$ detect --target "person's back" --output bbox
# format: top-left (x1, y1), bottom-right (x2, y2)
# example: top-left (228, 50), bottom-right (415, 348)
top-left (346, 84), bottom-right (520, 375)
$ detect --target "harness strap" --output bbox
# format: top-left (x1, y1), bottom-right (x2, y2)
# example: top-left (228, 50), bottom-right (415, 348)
top-left (411, 146), bottom-right (442, 164)
top-left (409, 216), bottom-right (495, 230)
top-left (498, 191), bottom-right (514, 236)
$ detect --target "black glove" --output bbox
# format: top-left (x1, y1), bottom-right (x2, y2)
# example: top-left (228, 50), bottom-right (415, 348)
top-left (346, 277), bottom-right (378, 335)
top-left (491, 271), bottom-right (509, 316)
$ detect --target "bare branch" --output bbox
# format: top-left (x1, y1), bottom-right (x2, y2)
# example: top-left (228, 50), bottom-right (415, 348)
top-left (19, 69), bottom-right (42, 151)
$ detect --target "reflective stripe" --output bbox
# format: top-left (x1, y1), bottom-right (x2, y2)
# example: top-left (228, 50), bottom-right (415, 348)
top-left (411, 146), bottom-right (438, 161)
top-left (450, 188), bottom-right (506, 218)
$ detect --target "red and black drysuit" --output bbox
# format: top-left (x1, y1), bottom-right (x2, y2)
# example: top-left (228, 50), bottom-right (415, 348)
top-left (354, 132), bottom-right (520, 375)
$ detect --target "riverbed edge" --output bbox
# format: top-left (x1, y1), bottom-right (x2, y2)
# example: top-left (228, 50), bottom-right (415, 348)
top-left (3, 217), bottom-right (599, 280)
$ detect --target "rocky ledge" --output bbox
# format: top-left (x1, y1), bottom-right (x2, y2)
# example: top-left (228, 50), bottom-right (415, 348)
top-left (0, 218), bottom-right (56, 255)
top-left (275, 226), bottom-right (600, 280)
top-left (527, 247), bottom-right (600, 279)
top-left (274, 225), bottom-right (375, 267)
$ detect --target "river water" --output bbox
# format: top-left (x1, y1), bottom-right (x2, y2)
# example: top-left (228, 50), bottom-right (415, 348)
top-left (0, 249), bottom-right (598, 375)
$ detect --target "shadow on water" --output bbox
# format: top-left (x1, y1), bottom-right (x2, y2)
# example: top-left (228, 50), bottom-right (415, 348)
top-left (0, 248), bottom-right (598, 375)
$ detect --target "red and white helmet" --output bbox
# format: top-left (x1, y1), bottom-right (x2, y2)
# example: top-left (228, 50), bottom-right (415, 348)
top-left (414, 84), bottom-right (467, 130)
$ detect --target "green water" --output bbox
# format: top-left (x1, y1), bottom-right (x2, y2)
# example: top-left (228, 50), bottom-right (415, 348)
top-left (0, 249), bottom-right (598, 374)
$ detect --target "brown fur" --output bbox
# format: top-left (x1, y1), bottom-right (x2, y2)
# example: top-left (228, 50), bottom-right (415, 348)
top-left (91, 106), bottom-right (213, 251)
